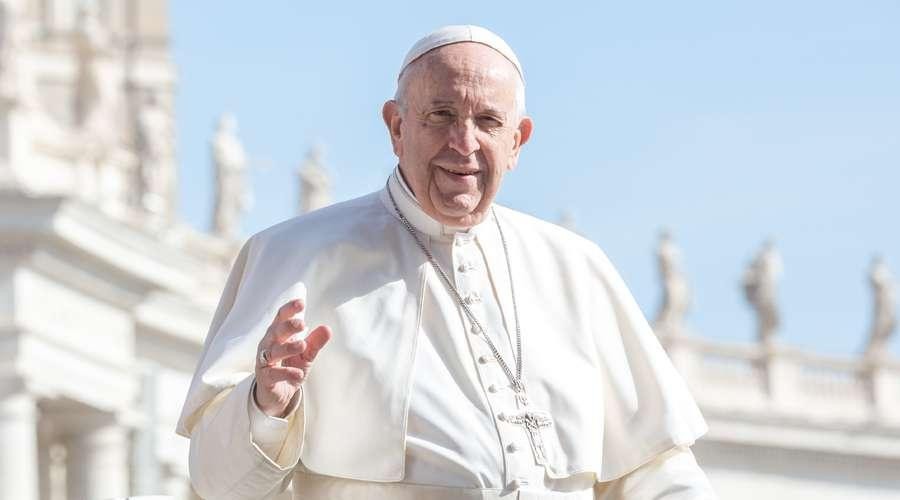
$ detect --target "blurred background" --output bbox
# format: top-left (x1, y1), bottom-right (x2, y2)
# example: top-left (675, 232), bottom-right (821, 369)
top-left (0, 1), bottom-right (897, 499)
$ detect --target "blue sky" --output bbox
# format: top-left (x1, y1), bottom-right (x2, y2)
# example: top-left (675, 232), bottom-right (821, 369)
top-left (170, 2), bottom-right (899, 356)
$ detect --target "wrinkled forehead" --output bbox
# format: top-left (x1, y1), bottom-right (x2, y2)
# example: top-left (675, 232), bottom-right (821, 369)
top-left (404, 43), bottom-right (520, 100)
top-left (428, 42), bottom-right (517, 76)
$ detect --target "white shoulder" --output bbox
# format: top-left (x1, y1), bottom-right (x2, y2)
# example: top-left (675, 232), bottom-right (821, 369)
top-left (492, 204), bottom-right (608, 261)
top-left (248, 191), bottom-right (389, 257)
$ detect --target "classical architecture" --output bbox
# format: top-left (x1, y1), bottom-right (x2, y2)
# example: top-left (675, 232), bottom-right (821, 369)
top-left (0, 1), bottom-right (228, 498)
top-left (654, 237), bottom-right (900, 500)
top-left (0, 1), bottom-right (896, 498)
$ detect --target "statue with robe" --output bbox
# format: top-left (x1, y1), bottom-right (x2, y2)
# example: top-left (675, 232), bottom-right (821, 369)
top-left (655, 229), bottom-right (691, 334)
top-left (298, 146), bottom-right (330, 214)
top-left (135, 93), bottom-right (175, 219)
top-left (743, 240), bottom-right (782, 345)
top-left (0, 0), bottom-right (19, 102)
top-left (865, 256), bottom-right (896, 358)
top-left (211, 112), bottom-right (251, 239)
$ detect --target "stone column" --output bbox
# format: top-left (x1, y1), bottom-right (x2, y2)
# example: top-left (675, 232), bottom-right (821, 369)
top-left (65, 413), bottom-right (130, 500)
top-left (0, 390), bottom-right (39, 500)
top-left (865, 360), bottom-right (900, 423)
top-left (37, 420), bottom-right (53, 500)
top-left (761, 343), bottom-right (800, 409)
top-left (659, 331), bottom-right (700, 384)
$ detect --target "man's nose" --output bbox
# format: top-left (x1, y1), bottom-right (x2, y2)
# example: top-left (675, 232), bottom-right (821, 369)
top-left (447, 119), bottom-right (480, 157)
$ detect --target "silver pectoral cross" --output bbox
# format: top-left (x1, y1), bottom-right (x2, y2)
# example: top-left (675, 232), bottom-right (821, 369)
top-left (505, 410), bottom-right (554, 466)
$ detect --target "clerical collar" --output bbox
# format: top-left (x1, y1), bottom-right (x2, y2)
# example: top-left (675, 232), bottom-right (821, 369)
top-left (384, 167), bottom-right (489, 239)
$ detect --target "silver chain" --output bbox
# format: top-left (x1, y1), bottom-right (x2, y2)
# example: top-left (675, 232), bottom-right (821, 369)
top-left (386, 186), bottom-right (526, 397)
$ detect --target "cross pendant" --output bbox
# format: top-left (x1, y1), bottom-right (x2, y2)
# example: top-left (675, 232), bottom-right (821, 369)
top-left (505, 410), bottom-right (554, 466)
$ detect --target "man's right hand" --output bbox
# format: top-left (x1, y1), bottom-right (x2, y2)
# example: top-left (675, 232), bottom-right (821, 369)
top-left (254, 299), bottom-right (332, 417)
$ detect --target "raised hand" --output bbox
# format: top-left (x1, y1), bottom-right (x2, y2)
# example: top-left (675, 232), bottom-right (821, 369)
top-left (254, 299), bottom-right (332, 417)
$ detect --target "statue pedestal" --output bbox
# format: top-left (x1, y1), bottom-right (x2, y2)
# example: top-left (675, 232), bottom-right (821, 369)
top-left (863, 355), bottom-right (900, 424)
top-left (656, 326), bottom-right (700, 383)
top-left (759, 341), bottom-right (801, 411)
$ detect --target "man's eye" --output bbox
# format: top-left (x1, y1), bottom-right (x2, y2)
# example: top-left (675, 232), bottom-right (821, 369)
top-left (427, 110), bottom-right (455, 122)
top-left (478, 116), bottom-right (503, 128)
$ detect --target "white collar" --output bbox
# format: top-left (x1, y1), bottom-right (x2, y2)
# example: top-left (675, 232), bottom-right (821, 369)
top-left (384, 166), bottom-right (490, 240)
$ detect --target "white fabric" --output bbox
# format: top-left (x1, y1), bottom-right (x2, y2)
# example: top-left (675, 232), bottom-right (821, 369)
top-left (285, 445), bottom-right (714, 500)
top-left (249, 382), bottom-right (298, 460)
top-left (177, 168), bottom-right (712, 498)
top-left (247, 171), bottom-right (595, 492)
top-left (594, 446), bottom-right (716, 500)
top-left (400, 25), bottom-right (525, 83)
top-left (187, 376), bottom-right (302, 499)
top-left (383, 170), bottom-right (595, 490)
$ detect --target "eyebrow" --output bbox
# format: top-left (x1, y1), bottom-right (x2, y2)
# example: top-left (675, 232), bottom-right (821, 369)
top-left (428, 100), bottom-right (507, 118)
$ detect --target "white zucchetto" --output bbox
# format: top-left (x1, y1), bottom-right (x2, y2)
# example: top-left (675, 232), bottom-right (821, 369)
top-left (399, 25), bottom-right (525, 84)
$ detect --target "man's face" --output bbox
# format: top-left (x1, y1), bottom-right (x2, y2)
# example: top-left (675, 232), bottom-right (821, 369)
top-left (383, 42), bottom-right (533, 227)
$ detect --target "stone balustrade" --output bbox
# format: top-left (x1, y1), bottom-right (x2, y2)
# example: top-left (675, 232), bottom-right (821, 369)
top-left (660, 331), bottom-right (900, 427)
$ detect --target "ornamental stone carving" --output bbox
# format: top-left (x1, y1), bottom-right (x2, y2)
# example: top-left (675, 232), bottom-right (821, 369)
top-left (743, 240), bottom-right (782, 345)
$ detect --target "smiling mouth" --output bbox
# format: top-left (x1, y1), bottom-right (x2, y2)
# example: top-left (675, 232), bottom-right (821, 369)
top-left (438, 166), bottom-right (480, 176)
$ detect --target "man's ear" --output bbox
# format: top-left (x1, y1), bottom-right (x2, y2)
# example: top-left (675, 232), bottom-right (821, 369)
top-left (507, 116), bottom-right (534, 170)
top-left (382, 100), bottom-right (403, 157)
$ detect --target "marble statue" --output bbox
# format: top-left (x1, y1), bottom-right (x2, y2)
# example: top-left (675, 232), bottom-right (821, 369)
top-left (212, 112), bottom-right (251, 239)
top-left (135, 93), bottom-right (174, 218)
top-left (865, 256), bottom-right (896, 358)
top-left (0, 0), bottom-right (18, 102)
top-left (71, 0), bottom-right (123, 169)
top-left (0, 0), bottom-right (37, 109)
top-left (298, 146), bottom-right (331, 213)
top-left (557, 210), bottom-right (576, 232)
top-left (743, 240), bottom-right (782, 345)
top-left (74, 1), bottom-right (110, 126)
top-left (655, 229), bottom-right (691, 333)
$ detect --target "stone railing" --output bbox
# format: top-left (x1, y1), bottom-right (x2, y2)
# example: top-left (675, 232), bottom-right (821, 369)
top-left (658, 332), bottom-right (900, 427)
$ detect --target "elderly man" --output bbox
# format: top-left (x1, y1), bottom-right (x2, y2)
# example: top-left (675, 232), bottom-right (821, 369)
top-left (178, 25), bottom-right (716, 500)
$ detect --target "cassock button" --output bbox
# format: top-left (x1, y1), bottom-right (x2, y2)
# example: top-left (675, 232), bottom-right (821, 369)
top-left (509, 478), bottom-right (521, 490)
top-left (488, 384), bottom-right (499, 393)
top-left (470, 324), bottom-right (480, 335)
top-left (497, 412), bottom-right (507, 421)
top-left (478, 355), bottom-right (492, 364)
top-left (506, 442), bottom-right (520, 453)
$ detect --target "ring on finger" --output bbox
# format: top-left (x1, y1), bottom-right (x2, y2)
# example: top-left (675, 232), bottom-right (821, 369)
top-left (257, 348), bottom-right (272, 367)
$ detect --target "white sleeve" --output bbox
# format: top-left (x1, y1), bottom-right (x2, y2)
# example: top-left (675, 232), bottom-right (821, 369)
top-left (595, 445), bottom-right (718, 500)
top-left (188, 375), bottom-right (304, 500)
top-left (249, 381), bottom-right (303, 459)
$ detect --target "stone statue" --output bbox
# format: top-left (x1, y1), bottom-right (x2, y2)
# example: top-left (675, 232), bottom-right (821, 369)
top-left (135, 93), bottom-right (175, 219)
top-left (743, 240), bottom-right (782, 345)
top-left (0, 0), bottom-right (35, 108)
top-left (865, 256), bottom-right (896, 358)
top-left (74, 1), bottom-right (111, 128)
top-left (76, 1), bottom-right (107, 50)
top-left (557, 210), bottom-right (576, 232)
top-left (655, 229), bottom-right (691, 333)
top-left (71, 0), bottom-right (123, 169)
top-left (298, 146), bottom-right (331, 213)
top-left (0, 0), bottom-right (18, 102)
top-left (211, 113), bottom-right (251, 239)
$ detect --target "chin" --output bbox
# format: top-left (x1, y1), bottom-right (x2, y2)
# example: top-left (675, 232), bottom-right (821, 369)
top-left (436, 206), bottom-right (490, 227)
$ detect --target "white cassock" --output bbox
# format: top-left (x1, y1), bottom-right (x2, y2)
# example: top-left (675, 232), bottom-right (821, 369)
top-left (177, 168), bottom-right (717, 500)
